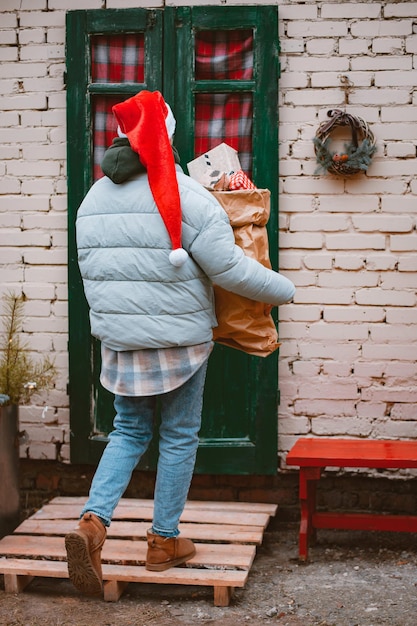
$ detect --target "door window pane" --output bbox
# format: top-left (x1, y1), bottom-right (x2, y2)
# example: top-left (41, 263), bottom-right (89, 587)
top-left (194, 29), bottom-right (254, 175)
top-left (195, 93), bottom-right (253, 175)
top-left (92, 95), bottom-right (121, 181)
top-left (91, 34), bottom-right (145, 82)
top-left (195, 29), bottom-right (253, 80)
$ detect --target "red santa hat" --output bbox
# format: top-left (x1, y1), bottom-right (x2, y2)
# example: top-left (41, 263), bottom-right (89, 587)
top-left (112, 90), bottom-right (188, 267)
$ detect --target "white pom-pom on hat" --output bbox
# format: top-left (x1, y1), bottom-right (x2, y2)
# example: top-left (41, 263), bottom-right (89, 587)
top-left (169, 247), bottom-right (188, 267)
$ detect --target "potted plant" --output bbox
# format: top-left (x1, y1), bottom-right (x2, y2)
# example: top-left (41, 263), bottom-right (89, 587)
top-left (0, 291), bottom-right (57, 537)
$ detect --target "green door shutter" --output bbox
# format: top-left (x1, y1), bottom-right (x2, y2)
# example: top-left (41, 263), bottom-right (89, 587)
top-left (67, 8), bottom-right (164, 464)
top-left (67, 7), bottom-right (280, 474)
top-left (166, 6), bottom-right (280, 474)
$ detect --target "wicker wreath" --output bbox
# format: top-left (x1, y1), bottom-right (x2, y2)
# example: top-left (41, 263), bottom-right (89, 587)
top-left (313, 109), bottom-right (377, 176)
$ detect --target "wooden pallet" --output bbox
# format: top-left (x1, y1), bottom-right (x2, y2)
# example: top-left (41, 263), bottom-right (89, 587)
top-left (0, 497), bottom-right (277, 606)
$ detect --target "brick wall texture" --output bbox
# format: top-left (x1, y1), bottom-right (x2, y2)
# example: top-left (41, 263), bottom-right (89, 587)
top-left (0, 0), bottom-right (416, 472)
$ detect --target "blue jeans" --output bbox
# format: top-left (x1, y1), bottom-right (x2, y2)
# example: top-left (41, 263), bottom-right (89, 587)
top-left (81, 359), bottom-right (208, 537)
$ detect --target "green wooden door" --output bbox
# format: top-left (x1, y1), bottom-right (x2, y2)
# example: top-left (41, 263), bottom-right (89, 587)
top-left (67, 6), bottom-right (280, 474)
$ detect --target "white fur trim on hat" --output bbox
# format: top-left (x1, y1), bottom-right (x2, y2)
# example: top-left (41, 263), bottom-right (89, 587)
top-left (165, 104), bottom-right (176, 140)
top-left (117, 125), bottom-right (128, 138)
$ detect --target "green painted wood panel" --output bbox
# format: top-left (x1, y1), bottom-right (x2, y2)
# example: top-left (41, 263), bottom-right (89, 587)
top-left (168, 6), bottom-right (279, 474)
top-left (66, 8), bottom-right (164, 464)
top-left (67, 7), bottom-right (280, 474)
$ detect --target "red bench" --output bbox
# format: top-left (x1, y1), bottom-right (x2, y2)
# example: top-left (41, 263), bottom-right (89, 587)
top-left (286, 437), bottom-right (417, 561)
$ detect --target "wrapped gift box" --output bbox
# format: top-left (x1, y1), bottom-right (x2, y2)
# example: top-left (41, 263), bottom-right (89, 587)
top-left (187, 143), bottom-right (241, 187)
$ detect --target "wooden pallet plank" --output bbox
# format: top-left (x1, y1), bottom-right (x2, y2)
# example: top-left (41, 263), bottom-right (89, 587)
top-left (30, 503), bottom-right (154, 521)
top-left (105, 563), bottom-right (249, 586)
top-left (0, 535), bottom-right (256, 569)
top-left (120, 506), bottom-right (272, 528)
top-left (0, 559), bottom-right (249, 587)
top-left (51, 496), bottom-right (277, 516)
top-left (0, 559), bottom-right (66, 579)
top-left (13, 519), bottom-right (265, 544)
top-left (31, 503), bottom-right (271, 528)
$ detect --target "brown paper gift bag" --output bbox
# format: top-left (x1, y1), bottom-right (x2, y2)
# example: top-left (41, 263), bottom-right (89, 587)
top-left (210, 188), bottom-right (280, 357)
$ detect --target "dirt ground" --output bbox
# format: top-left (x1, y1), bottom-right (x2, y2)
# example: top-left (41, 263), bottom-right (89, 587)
top-left (1, 520), bottom-right (417, 626)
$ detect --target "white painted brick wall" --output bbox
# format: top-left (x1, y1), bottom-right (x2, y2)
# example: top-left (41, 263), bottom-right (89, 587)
top-left (0, 0), bottom-right (415, 472)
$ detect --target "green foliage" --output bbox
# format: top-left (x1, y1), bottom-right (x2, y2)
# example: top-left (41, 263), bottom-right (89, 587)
top-left (313, 136), bottom-right (335, 173)
top-left (0, 292), bottom-right (57, 405)
top-left (344, 138), bottom-right (377, 170)
top-left (314, 137), bottom-right (377, 175)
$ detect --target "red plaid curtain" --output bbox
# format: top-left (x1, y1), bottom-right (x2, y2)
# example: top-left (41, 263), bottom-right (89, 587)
top-left (195, 93), bottom-right (253, 175)
top-left (91, 35), bottom-right (144, 180)
top-left (195, 29), bottom-right (253, 80)
top-left (91, 34), bottom-right (144, 82)
top-left (92, 96), bottom-right (122, 181)
top-left (195, 30), bottom-right (254, 175)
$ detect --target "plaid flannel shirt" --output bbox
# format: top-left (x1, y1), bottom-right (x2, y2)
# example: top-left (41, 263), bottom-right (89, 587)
top-left (100, 343), bottom-right (213, 397)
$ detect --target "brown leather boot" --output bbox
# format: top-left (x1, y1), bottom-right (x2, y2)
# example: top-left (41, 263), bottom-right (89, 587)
top-left (145, 530), bottom-right (196, 571)
top-left (65, 512), bottom-right (107, 596)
